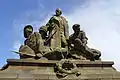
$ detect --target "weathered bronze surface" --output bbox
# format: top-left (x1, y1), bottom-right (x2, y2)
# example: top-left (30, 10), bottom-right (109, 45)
top-left (16, 9), bottom-right (101, 61)
top-left (46, 8), bottom-right (69, 49)
top-left (0, 8), bottom-right (120, 80)
top-left (69, 24), bottom-right (101, 61)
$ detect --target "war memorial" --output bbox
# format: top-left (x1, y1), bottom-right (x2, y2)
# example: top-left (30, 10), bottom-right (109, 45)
top-left (0, 8), bottom-right (120, 80)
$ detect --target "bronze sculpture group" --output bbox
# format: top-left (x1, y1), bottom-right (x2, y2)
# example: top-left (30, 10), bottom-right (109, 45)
top-left (0, 8), bottom-right (119, 80)
top-left (17, 8), bottom-right (101, 61)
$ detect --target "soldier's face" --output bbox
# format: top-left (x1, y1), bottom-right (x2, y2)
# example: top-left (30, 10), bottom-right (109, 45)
top-left (40, 31), bottom-right (46, 39)
top-left (25, 28), bottom-right (32, 38)
top-left (56, 10), bottom-right (61, 16)
top-left (74, 27), bottom-right (80, 33)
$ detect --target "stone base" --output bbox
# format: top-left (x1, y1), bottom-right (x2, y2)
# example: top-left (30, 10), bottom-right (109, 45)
top-left (0, 59), bottom-right (120, 80)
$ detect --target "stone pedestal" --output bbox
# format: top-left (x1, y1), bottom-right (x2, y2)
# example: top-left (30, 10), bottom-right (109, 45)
top-left (0, 59), bottom-right (120, 80)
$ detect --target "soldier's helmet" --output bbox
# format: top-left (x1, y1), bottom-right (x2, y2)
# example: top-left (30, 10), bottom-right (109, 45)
top-left (39, 26), bottom-right (47, 33)
top-left (72, 24), bottom-right (80, 30)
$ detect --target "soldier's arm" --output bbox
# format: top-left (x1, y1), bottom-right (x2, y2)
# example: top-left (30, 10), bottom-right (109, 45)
top-left (81, 31), bottom-right (88, 46)
top-left (68, 35), bottom-right (74, 48)
top-left (65, 20), bottom-right (69, 40)
top-left (34, 32), bottom-right (44, 53)
top-left (62, 16), bottom-right (69, 40)
top-left (46, 16), bottom-right (55, 26)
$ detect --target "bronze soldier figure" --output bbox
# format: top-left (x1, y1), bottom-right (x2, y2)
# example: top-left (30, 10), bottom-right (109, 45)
top-left (69, 24), bottom-right (101, 61)
top-left (46, 8), bottom-right (69, 49)
top-left (19, 25), bottom-right (45, 59)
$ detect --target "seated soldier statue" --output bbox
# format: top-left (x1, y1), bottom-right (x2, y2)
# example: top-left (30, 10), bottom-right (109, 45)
top-left (18, 25), bottom-right (46, 59)
top-left (68, 24), bottom-right (101, 61)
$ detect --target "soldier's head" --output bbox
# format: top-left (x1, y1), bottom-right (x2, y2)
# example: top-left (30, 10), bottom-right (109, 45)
top-left (72, 24), bottom-right (80, 33)
top-left (39, 26), bottom-right (47, 39)
top-left (24, 25), bottom-right (33, 38)
top-left (55, 8), bottom-right (62, 16)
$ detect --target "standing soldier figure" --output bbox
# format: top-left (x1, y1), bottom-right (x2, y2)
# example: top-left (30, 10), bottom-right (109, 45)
top-left (46, 8), bottom-right (69, 49)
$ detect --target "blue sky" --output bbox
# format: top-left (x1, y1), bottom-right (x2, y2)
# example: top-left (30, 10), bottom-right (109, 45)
top-left (0, 0), bottom-right (120, 71)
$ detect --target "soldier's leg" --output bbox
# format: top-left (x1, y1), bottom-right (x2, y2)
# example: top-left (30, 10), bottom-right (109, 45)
top-left (90, 48), bottom-right (101, 60)
top-left (85, 46), bottom-right (95, 60)
top-left (74, 38), bottom-right (85, 51)
top-left (19, 45), bottom-right (36, 59)
top-left (61, 34), bottom-right (68, 48)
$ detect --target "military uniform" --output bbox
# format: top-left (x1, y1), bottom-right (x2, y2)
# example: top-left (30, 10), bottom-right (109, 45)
top-left (69, 30), bottom-right (101, 60)
top-left (24, 32), bottom-right (44, 54)
top-left (46, 15), bottom-right (69, 49)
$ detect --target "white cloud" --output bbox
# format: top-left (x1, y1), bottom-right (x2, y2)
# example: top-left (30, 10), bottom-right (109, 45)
top-left (13, 41), bottom-right (21, 51)
top-left (12, 41), bottom-right (21, 58)
top-left (66, 0), bottom-right (120, 71)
